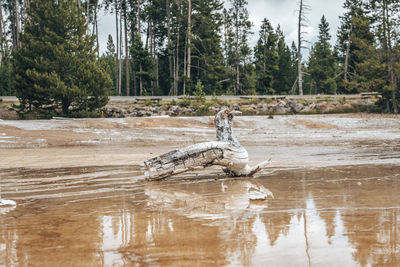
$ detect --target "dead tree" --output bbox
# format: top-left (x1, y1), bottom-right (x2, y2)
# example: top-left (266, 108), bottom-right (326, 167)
top-left (144, 109), bottom-right (270, 180)
top-left (297, 0), bottom-right (310, 96)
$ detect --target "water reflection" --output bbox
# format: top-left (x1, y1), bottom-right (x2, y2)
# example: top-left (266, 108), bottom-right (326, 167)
top-left (145, 179), bottom-right (273, 221)
top-left (0, 165), bottom-right (399, 266)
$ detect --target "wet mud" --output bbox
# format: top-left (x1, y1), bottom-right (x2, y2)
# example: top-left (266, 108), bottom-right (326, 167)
top-left (1, 114), bottom-right (400, 266)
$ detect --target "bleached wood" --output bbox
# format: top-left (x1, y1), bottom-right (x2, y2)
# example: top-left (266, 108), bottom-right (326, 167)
top-left (144, 108), bottom-right (270, 180)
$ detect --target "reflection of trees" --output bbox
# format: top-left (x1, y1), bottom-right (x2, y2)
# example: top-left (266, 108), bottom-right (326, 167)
top-left (307, 166), bottom-right (399, 266)
top-left (256, 165), bottom-right (400, 266)
top-left (328, 166), bottom-right (400, 267)
top-left (0, 200), bottom-right (104, 266)
top-left (0, 226), bottom-right (18, 266)
top-left (262, 212), bottom-right (293, 246)
top-left (120, 179), bottom-right (273, 266)
top-left (258, 171), bottom-right (306, 246)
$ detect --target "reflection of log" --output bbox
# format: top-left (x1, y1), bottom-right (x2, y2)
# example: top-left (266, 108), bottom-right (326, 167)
top-left (144, 108), bottom-right (270, 180)
top-left (145, 179), bottom-right (273, 219)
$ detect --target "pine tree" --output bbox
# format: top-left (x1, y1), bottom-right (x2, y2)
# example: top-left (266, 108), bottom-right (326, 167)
top-left (274, 27), bottom-right (295, 95)
top-left (336, 0), bottom-right (377, 93)
top-left (228, 0), bottom-right (253, 95)
top-left (336, 0), bottom-right (363, 84)
top-left (368, 0), bottom-right (400, 113)
top-left (254, 18), bottom-right (278, 94)
top-left (13, 0), bottom-right (111, 117)
top-left (308, 15), bottom-right (338, 94)
top-left (0, 3), bottom-right (13, 95)
top-left (191, 0), bottom-right (225, 95)
top-left (100, 34), bottom-right (118, 95)
top-left (222, 7), bottom-right (236, 94)
top-left (130, 33), bottom-right (153, 95)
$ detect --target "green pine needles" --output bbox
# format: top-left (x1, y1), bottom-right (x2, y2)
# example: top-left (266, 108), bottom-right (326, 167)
top-left (13, 0), bottom-right (112, 118)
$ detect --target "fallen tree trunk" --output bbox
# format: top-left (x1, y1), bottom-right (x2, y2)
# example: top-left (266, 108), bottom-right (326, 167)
top-left (144, 108), bottom-right (270, 180)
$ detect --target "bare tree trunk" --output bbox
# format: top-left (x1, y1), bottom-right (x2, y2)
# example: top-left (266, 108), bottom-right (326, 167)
top-left (133, 69), bottom-right (137, 96)
top-left (183, 35), bottom-right (187, 95)
top-left (138, 0), bottom-right (143, 96)
top-left (0, 3), bottom-right (3, 66)
top-left (150, 20), bottom-right (156, 93)
top-left (166, 0), bottom-right (174, 95)
top-left (124, 10), bottom-right (130, 96)
top-left (95, 1), bottom-right (100, 58)
top-left (131, 28), bottom-right (137, 96)
top-left (13, 0), bottom-right (20, 48)
top-left (144, 109), bottom-right (270, 180)
top-left (21, 0), bottom-right (30, 31)
top-left (115, 1), bottom-right (120, 95)
top-left (344, 21), bottom-right (352, 82)
top-left (154, 34), bottom-right (158, 90)
top-left (384, 1), bottom-right (398, 113)
top-left (235, 17), bottom-right (239, 95)
top-left (297, 0), bottom-right (304, 95)
top-left (145, 21), bottom-right (149, 49)
top-left (139, 62), bottom-right (143, 95)
top-left (187, 0), bottom-right (192, 93)
top-left (86, 0), bottom-right (90, 31)
top-left (119, 8), bottom-right (123, 95)
top-left (175, 23), bottom-right (180, 96)
top-left (172, 51), bottom-right (176, 95)
top-left (118, 9), bottom-right (122, 95)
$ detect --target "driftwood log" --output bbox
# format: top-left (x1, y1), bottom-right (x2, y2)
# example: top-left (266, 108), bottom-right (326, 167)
top-left (144, 108), bottom-right (270, 180)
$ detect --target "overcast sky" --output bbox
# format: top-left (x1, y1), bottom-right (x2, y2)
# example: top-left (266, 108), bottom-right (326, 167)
top-left (97, 0), bottom-right (345, 57)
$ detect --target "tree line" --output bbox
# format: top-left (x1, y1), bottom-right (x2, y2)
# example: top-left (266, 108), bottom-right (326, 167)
top-left (0, 0), bottom-right (399, 113)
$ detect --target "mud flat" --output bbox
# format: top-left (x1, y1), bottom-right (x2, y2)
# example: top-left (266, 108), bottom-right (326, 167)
top-left (1, 113), bottom-right (400, 266)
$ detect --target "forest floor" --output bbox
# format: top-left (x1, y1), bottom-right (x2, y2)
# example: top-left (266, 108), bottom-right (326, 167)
top-left (1, 113), bottom-right (400, 266)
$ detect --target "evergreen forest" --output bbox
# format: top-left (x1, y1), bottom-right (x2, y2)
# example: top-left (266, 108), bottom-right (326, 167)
top-left (0, 0), bottom-right (399, 114)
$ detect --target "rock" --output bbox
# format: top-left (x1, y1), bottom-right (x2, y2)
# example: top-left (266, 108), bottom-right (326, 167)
top-left (256, 103), bottom-right (268, 114)
top-left (170, 105), bottom-right (181, 115)
top-left (277, 100), bottom-right (287, 107)
top-left (287, 100), bottom-right (304, 113)
top-left (272, 104), bottom-right (290, 114)
top-left (137, 110), bottom-right (146, 117)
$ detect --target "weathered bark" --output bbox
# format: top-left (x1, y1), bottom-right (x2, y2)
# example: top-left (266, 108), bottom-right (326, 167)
top-left (186, 0), bottom-right (192, 94)
top-left (344, 21), bottom-right (352, 82)
top-left (166, 0), bottom-right (173, 95)
top-left (175, 24), bottom-right (180, 96)
top-left (297, 0), bottom-right (303, 95)
top-left (144, 109), bottom-right (270, 180)
top-left (13, 0), bottom-right (20, 48)
top-left (86, 0), bottom-right (90, 28)
top-left (115, 1), bottom-right (120, 95)
top-left (138, 0), bottom-right (143, 96)
top-left (0, 3), bottom-right (3, 66)
top-left (183, 35), bottom-right (187, 95)
top-left (124, 9), bottom-right (129, 96)
top-left (94, 1), bottom-right (100, 58)
top-left (118, 9), bottom-right (123, 95)
top-left (235, 14), bottom-right (239, 95)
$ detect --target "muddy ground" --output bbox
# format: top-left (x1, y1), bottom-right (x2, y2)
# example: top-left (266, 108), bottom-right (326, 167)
top-left (0, 113), bottom-right (400, 266)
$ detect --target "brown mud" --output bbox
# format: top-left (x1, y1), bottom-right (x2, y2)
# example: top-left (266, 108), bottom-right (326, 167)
top-left (1, 114), bottom-right (400, 266)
